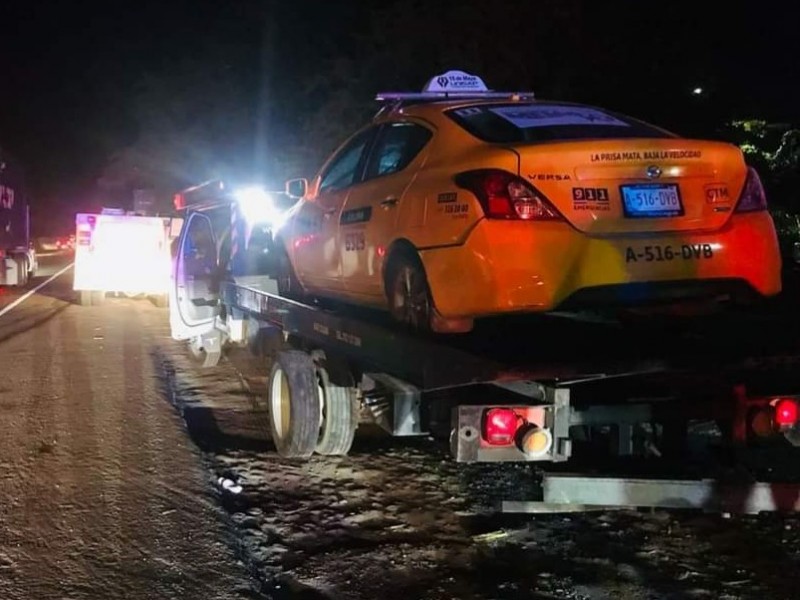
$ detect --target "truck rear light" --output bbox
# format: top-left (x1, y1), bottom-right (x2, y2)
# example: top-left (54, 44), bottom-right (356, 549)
top-left (773, 398), bottom-right (799, 428)
top-left (734, 167), bottom-right (768, 213)
top-left (517, 424), bottom-right (553, 458)
top-left (455, 169), bottom-right (563, 221)
top-left (482, 408), bottom-right (520, 445)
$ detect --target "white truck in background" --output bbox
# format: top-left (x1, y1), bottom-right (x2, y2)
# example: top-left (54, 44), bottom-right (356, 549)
top-left (73, 208), bottom-right (182, 306)
top-left (0, 153), bottom-right (37, 286)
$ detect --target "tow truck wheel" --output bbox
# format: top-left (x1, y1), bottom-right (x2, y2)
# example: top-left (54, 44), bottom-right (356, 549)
top-left (267, 350), bottom-right (321, 458)
top-left (386, 252), bottom-right (433, 332)
top-left (315, 360), bottom-right (358, 456)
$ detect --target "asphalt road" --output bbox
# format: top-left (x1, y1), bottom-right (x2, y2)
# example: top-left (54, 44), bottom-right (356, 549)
top-left (0, 252), bottom-right (264, 599)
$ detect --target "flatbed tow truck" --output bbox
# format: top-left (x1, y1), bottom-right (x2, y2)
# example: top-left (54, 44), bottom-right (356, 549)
top-left (169, 188), bottom-right (800, 515)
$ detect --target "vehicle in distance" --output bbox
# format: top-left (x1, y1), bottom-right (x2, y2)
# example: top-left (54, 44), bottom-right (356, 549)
top-left (273, 70), bottom-right (782, 333)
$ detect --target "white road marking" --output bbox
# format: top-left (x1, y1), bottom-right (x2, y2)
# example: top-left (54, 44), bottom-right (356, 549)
top-left (0, 262), bottom-right (74, 319)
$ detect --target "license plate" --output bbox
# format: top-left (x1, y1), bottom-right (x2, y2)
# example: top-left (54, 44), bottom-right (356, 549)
top-left (621, 184), bottom-right (683, 218)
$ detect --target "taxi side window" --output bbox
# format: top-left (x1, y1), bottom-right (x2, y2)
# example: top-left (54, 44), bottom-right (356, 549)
top-left (364, 123), bottom-right (432, 181)
top-left (319, 128), bottom-right (375, 193)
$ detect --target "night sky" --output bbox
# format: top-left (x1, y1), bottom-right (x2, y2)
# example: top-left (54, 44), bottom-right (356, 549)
top-left (0, 1), bottom-right (797, 234)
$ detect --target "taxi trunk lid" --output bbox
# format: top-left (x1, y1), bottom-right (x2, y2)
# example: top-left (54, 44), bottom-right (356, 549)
top-left (511, 138), bottom-right (747, 235)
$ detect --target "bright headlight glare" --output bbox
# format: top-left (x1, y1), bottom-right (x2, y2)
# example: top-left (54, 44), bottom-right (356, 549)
top-left (234, 187), bottom-right (280, 226)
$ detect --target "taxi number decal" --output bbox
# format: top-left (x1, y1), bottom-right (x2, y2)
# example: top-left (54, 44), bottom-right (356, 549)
top-left (341, 206), bottom-right (372, 225)
top-left (444, 203), bottom-right (469, 214)
top-left (345, 232), bottom-right (365, 251)
top-left (625, 244), bottom-right (713, 263)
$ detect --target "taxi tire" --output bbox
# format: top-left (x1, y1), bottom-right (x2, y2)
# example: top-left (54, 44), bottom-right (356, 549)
top-left (267, 350), bottom-right (321, 459)
top-left (315, 360), bottom-right (358, 456)
top-left (275, 246), bottom-right (305, 302)
top-left (386, 252), bottom-right (434, 332)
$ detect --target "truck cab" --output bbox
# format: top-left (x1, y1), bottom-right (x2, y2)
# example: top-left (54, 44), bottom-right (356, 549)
top-left (169, 184), bottom-right (291, 349)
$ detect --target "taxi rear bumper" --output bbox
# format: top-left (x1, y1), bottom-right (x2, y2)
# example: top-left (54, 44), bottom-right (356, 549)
top-left (419, 212), bottom-right (782, 319)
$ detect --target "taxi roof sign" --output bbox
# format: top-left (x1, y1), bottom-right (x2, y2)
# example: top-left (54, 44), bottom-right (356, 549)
top-left (423, 70), bottom-right (488, 93)
top-left (375, 70), bottom-right (534, 102)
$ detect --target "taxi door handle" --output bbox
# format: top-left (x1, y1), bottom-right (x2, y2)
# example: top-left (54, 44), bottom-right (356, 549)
top-left (380, 197), bottom-right (398, 208)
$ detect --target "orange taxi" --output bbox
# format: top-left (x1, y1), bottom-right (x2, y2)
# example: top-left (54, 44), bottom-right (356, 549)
top-left (274, 70), bottom-right (782, 332)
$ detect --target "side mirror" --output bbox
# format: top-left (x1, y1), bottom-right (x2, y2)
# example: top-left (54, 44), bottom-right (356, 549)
top-left (285, 178), bottom-right (308, 199)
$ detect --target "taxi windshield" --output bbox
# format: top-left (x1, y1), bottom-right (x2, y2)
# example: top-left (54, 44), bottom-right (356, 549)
top-left (445, 102), bottom-right (675, 144)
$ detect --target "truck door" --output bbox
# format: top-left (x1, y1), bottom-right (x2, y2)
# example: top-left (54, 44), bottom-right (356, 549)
top-left (169, 211), bottom-right (221, 340)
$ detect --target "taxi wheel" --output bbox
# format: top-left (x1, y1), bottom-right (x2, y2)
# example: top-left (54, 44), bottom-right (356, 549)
top-left (276, 247), bottom-right (305, 301)
top-left (387, 254), bottom-right (433, 332)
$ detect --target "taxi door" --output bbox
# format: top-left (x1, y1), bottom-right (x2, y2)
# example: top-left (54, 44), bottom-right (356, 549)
top-left (340, 122), bottom-right (433, 300)
top-left (292, 126), bottom-right (377, 293)
top-left (169, 209), bottom-right (223, 340)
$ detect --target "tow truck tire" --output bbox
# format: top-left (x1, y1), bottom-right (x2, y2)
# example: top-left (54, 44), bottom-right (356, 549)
top-left (268, 350), bottom-right (321, 458)
top-left (315, 361), bottom-right (358, 456)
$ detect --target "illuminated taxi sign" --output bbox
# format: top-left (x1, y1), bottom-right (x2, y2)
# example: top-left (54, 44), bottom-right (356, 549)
top-left (423, 70), bottom-right (488, 93)
top-left (375, 70), bottom-right (533, 103)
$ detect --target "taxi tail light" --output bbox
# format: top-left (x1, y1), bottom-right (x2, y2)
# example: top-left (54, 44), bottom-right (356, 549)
top-left (734, 167), bottom-right (768, 213)
top-left (455, 169), bottom-right (563, 221)
top-left (482, 408), bottom-right (520, 445)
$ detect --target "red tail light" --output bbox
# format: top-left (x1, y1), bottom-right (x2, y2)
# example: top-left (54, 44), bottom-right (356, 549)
top-left (482, 408), bottom-right (520, 445)
top-left (455, 169), bottom-right (563, 221)
top-left (773, 398), bottom-right (799, 427)
top-left (734, 167), bottom-right (768, 213)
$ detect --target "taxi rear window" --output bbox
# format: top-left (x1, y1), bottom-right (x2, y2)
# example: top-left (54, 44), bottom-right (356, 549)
top-left (445, 102), bottom-right (675, 144)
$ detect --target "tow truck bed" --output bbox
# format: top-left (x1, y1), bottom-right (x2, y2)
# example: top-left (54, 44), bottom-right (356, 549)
top-left (222, 279), bottom-right (800, 395)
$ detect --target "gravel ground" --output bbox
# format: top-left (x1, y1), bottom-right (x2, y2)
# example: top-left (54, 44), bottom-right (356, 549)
top-left (158, 338), bottom-right (800, 600)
